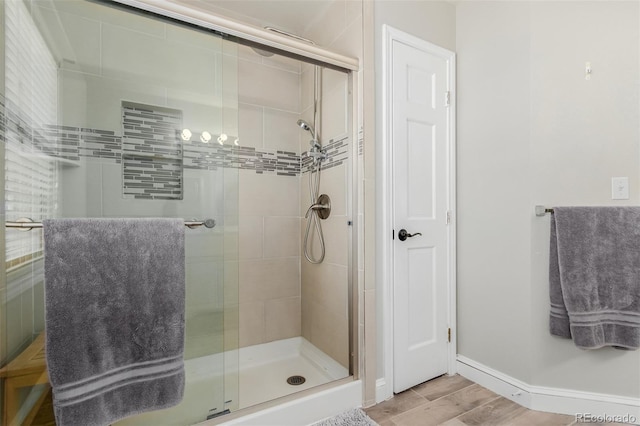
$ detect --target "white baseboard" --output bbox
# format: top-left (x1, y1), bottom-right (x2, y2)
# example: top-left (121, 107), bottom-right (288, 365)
top-left (375, 378), bottom-right (392, 404)
top-left (457, 356), bottom-right (640, 425)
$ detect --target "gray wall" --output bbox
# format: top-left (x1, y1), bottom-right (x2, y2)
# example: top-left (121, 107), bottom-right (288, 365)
top-left (374, 1), bottom-right (456, 53)
top-left (375, 0), bottom-right (640, 401)
top-left (456, 0), bottom-right (534, 384)
top-left (456, 1), bottom-right (640, 397)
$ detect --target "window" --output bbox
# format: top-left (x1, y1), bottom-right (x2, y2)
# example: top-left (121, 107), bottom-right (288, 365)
top-left (4, 0), bottom-right (59, 267)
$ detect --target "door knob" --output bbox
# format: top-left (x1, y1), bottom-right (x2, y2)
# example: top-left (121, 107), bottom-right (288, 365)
top-left (398, 229), bottom-right (422, 241)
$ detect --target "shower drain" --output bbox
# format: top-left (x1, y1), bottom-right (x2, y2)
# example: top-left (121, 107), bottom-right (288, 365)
top-left (286, 375), bottom-right (306, 386)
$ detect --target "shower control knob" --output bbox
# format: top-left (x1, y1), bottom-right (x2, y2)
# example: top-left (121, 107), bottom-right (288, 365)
top-left (398, 229), bottom-right (422, 241)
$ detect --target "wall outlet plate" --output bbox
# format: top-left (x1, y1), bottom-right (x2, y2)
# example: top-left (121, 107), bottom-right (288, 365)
top-left (611, 177), bottom-right (629, 200)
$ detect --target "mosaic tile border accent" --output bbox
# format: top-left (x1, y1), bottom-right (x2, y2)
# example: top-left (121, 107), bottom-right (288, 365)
top-left (301, 135), bottom-right (350, 173)
top-left (0, 96), bottom-right (350, 180)
top-left (4, 101), bottom-right (35, 150)
top-left (81, 129), bottom-right (122, 162)
top-left (40, 123), bottom-right (122, 163)
top-left (184, 143), bottom-right (301, 176)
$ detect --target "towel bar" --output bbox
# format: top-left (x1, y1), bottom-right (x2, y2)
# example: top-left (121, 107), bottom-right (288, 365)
top-left (535, 205), bottom-right (555, 216)
top-left (5, 218), bottom-right (216, 231)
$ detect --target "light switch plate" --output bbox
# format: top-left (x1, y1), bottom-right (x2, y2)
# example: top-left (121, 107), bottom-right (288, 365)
top-left (611, 177), bottom-right (629, 200)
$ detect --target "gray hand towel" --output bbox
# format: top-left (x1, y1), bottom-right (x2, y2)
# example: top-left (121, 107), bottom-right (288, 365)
top-left (549, 207), bottom-right (640, 350)
top-left (43, 218), bottom-right (186, 426)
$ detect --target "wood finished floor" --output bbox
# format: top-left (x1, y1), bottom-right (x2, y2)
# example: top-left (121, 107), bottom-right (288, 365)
top-left (26, 374), bottom-right (631, 426)
top-left (364, 375), bottom-right (630, 426)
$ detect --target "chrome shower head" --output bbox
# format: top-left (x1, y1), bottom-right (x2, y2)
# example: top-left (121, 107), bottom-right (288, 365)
top-left (297, 119), bottom-right (316, 139)
top-left (297, 119), bottom-right (322, 150)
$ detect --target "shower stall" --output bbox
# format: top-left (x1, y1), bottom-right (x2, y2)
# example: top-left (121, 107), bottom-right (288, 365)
top-left (0, 1), bottom-right (357, 424)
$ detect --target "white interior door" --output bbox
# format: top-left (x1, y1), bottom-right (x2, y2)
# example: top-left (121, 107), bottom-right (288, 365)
top-left (391, 34), bottom-right (452, 393)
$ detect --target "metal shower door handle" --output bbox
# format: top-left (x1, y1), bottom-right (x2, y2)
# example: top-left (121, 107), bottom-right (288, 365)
top-left (398, 229), bottom-right (422, 241)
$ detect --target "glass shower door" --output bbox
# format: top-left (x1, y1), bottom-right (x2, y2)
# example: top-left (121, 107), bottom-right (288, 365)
top-left (1, 1), bottom-right (239, 424)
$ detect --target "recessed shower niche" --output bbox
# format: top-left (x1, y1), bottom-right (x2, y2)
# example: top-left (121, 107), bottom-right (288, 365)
top-left (121, 102), bottom-right (184, 200)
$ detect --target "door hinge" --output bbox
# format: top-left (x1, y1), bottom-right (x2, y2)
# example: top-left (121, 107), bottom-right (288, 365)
top-left (445, 91), bottom-right (451, 107)
top-left (446, 210), bottom-right (451, 225)
top-left (392, 229), bottom-right (395, 240)
top-left (448, 328), bottom-right (451, 343)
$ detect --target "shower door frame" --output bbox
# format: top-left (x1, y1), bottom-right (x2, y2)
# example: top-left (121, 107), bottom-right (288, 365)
top-left (348, 69), bottom-right (359, 381)
top-left (1, 1), bottom-right (363, 424)
top-left (111, 0), bottom-right (363, 393)
top-left (2, 2), bottom-right (241, 423)
top-left (110, 0), bottom-right (359, 72)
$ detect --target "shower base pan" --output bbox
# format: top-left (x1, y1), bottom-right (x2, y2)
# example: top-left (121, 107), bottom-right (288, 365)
top-left (116, 337), bottom-right (348, 425)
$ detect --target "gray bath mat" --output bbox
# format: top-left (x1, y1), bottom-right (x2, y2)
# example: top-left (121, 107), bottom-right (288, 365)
top-left (312, 408), bottom-right (378, 426)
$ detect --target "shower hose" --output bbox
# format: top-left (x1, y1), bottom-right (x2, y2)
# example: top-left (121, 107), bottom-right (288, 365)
top-left (303, 159), bottom-right (325, 264)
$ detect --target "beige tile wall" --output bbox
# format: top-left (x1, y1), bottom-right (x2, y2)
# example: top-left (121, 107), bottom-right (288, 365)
top-left (299, 61), bottom-right (352, 368)
top-left (236, 39), bottom-right (354, 364)
top-left (301, 0), bottom-right (374, 402)
top-left (237, 47), bottom-right (303, 348)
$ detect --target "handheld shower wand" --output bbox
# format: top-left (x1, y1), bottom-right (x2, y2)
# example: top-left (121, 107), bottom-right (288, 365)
top-left (297, 119), bottom-right (315, 139)
top-left (299, 66), bottom-right (329, 264)
top-left (297, 118), bottom-right (328, 260)
top-left (297, 119), bottom-right (322, 151)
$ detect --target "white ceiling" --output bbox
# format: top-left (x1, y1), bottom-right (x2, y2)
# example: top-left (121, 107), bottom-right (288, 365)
top-left (171, 0), bottom-right (334, 37)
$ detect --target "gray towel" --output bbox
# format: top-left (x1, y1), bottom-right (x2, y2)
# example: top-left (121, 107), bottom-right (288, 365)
top-left (43, 218), bottom-right (186, 426)
top-left (549, 207), bottom-right (640, 350)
